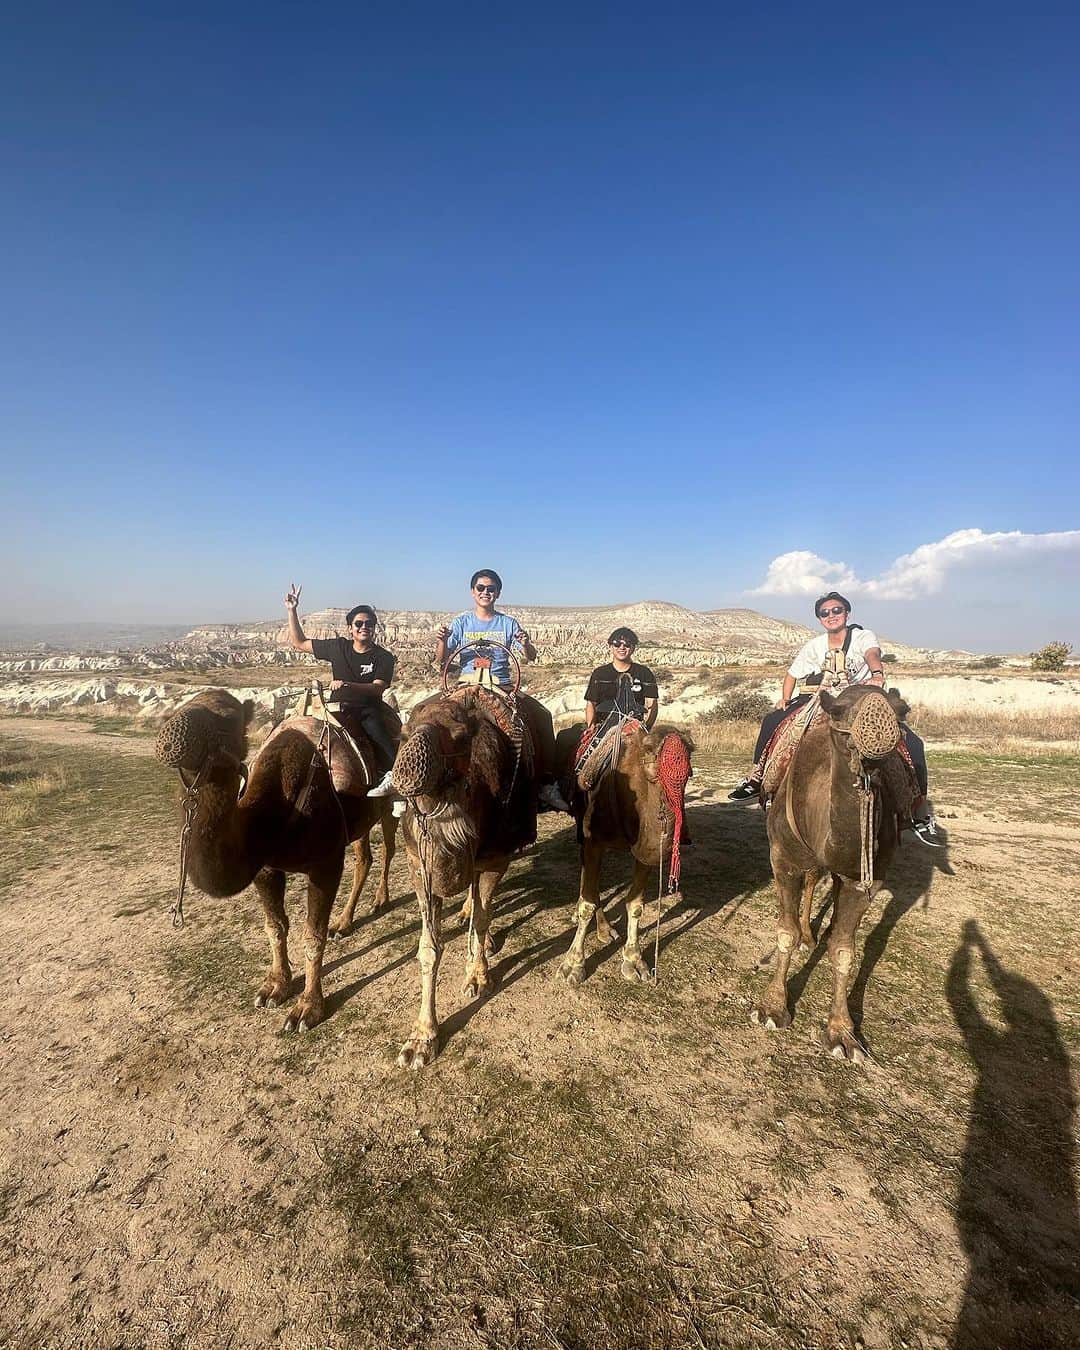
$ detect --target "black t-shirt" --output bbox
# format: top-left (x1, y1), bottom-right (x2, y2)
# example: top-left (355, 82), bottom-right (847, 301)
top-left (310, 638), bottom-right (395, 704)
top-left (584, 662), bottom-right (658, 720)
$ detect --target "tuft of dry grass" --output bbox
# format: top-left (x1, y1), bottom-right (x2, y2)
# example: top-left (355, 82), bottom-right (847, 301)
top-left (0, 745), bottom-right (71, 828)
top-left (907, 703), bottom-right (1080, 745)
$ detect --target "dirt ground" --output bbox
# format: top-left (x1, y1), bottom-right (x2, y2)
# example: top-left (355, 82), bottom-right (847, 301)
top-left (0, 714), bottom-right (1077, 1348)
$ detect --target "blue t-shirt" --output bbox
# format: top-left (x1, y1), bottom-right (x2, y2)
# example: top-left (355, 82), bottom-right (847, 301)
top-left (446, 611), bottom-right (523, 686)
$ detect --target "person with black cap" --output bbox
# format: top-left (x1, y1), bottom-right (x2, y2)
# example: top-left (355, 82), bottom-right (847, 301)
top-left (728, 592), bottom-right (939, 845)
top-left (282, 584), bottom-right (400, 794)
top-left (584, 628), bottom-right (659, 730)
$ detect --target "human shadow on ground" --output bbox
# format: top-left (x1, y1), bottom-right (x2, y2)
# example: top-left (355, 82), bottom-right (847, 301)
top-left (947, 921), bottom-right (1080, 1348)
top-left (782, 832), bottom-right (953, 1041)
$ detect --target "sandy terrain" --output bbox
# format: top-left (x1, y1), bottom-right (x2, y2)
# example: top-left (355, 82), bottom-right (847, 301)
top-left (0, 715), bottom-right (1077, 1347)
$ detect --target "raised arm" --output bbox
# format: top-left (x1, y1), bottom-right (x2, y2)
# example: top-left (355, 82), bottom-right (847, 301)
top-left (282, 583), bottom-right (315, 655)
top-left (514, 623), bottom-right (537, 663)
top-left (433, 622), bottom-right (451, 669)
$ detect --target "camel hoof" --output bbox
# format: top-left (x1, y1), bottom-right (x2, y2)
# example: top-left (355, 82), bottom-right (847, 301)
top-left (397, 1037), bottom-right (438, 1070)
top-left (559, 959), bottom-right (585, 987)
top-left (461, 974), bottom-right (494, 1001)
top-left (256, 991), bottom-right (284, 1009)
top-left (329, 923), bottom-right (351, 941)
top-left (621, 957), bottom-right (649, 983)
top-left (823, 1027), bottom-right (869, 1064)
top-left (752, 1006), bottom-right (791, 1030)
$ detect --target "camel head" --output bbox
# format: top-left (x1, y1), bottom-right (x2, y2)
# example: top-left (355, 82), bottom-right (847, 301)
top-left (393, 699), bottom-right (474, 798)
top-left (818, 686), bottom-right (904, 762)
top-left (155, 689), bottom-right (254, 775)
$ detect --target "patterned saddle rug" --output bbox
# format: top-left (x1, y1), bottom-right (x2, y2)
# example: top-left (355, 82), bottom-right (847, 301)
top-left (450, 684), bottom-right (536, 774)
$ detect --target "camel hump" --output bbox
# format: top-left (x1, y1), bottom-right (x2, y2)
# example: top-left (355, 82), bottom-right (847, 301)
top-left (258, 716), bottom-right (377, 797)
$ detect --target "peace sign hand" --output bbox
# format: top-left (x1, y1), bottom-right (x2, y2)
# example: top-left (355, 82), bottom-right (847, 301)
top-left (285, 582), bottom-right (302, 610)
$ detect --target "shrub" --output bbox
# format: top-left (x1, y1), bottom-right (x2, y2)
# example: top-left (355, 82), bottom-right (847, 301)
top-left (716, 689), bottom-right (773, 722)
top-left (881, 653), bottom-right (898, 664)
top-left (969, 655), bottom-right (1002, 670)
top-left (1030, 641), bottom-right (1073, 672)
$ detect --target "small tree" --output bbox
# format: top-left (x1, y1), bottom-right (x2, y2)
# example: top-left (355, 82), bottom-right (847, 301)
top-left (1030, 641), bottom-right (1073, 671)
top-left (881, 652), bottom-right (898, 664)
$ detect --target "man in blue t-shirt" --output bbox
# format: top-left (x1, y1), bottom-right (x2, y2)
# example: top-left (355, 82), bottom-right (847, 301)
top-left (434, 568), bottom-right (568, 812)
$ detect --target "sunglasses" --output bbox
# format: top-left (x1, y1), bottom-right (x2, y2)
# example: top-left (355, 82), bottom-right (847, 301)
top-left (611, 640), bottom-right (634, 649)
top-left (474, 585), bottom-right (498, 594)
top-left (818, 606), bottom-right (846, 618)
top-left (353, 620), bottom-right (376, 629)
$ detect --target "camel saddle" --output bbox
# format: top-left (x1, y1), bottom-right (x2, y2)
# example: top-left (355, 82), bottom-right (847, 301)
top-left (451, 683), bottom-right (536, 774)
top-left (255, 683), bottom-right (381, 797)
top-left (760, 700), bottom-right (822, 798)
top-left (574, 717), bottom-right (643, 792)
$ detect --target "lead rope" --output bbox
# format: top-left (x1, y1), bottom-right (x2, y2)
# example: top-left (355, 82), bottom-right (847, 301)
top-left (171, 762), bottom-right (208, 928)
top-left (859, 771), bottom-right (875, 892)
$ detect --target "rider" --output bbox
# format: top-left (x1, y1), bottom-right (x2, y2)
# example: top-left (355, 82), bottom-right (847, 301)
top-left (433, 568), bottom-right (570, 812)
top-left (728, 591), bottom-right (939, 845)
top-left (584, 627), bottom-right (658, 730)
top-left (282, 585), bottom-right (399, 794)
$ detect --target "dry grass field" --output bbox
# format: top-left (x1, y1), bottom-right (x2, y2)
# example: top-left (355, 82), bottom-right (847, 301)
top-left (0, 709), bottom-right (1077, 1348)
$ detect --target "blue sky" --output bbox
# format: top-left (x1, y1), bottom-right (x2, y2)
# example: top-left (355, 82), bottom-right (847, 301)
top-left (2, 3), bottom-right (1077, 651)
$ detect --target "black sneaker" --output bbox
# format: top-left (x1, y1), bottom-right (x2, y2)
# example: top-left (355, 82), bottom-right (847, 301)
top-left (728, 778), bottom-right (761, 802)
top-left (912, 814), bottom-right (944, 847)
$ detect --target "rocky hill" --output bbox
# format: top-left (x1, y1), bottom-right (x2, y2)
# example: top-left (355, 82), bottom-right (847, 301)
top-left (180, 600), bottom-right (953, 669)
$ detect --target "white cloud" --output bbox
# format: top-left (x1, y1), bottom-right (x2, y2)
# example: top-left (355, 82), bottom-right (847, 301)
top-left (749, 528), bottom-right (1080, 600)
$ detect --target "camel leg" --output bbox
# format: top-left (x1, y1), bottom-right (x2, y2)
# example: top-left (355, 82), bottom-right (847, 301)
top-left (752, 869), bottom-right (802, 1030)
top-left (462, 866), bottom-right (506, 999)
top-left (559, 842), bottom-right (603, 987)
top-left (398, 874), bottom-right (444, 1070)
top-left (282, 861), bottom-right (341, 1033)
top-left (254, 868), bottom-right (292, 1008)
top-left (371, 805), bottom-right (398, 914)
top-left (799, 872), bottom-right (819, 949)
top-left (822, 881), bottom-right (876, 1062)
top-left (329, 836), bottom-right (373, 939)
top-left (621, 859), bottom-right (653, 983)
top-left (459, 881), bottom-right (475, 928)
top-left (595, 904), bottom-right (616, 944)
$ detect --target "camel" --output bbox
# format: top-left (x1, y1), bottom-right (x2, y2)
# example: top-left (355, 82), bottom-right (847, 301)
top-left (154, 690), bottom-right (397, 1032)
top-left (556, 721), bottom-right (694, 986)
top-left (753, 684), bottom-right (918, 1061)
top-left (390, 685), bottom-right (538, 1069)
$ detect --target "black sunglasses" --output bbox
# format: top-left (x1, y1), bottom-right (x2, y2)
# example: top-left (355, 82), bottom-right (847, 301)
top-left (352, 620), bottom-right (376, 629)
top-left (817, 606), bottom-right (846, 618)
top-left (474, 584), bottom-right (498, 594)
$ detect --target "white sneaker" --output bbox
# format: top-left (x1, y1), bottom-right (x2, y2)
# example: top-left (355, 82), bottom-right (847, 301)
top-left (539, 782), bottom-right (572, 813)
top-left (367, 770), bottom-right (395, 797)
top-left (391, 799), bottom-right (406, 819)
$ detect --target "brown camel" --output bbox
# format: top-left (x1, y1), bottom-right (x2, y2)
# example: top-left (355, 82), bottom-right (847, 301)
top-left (390, 686), bottom-right (538, 1069)
top-left (753, 684), bottom-right (917, 1061)
top-left (154, 690), bottom-right (397, 1032)
top-left (556, 722), bottom-right (694, 986)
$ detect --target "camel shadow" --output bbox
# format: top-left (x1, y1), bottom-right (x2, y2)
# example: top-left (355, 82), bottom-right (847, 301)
top-left (948, 921), bottom-right (1080, 1348)
top-left (784, 832), bottom-right (953, 1036)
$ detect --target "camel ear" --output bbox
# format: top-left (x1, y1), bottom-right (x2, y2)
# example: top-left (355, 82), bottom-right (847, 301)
top-left (243, 699), bottom-right (255, 727)
top-left (886, 689), bottom-right (909, 722)
top-left (818, 691), bottom-right (838, 715)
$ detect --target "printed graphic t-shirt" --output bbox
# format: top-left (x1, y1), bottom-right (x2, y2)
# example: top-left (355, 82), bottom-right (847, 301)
top-left (786, 627), bottom-right (881, 691)
top-left (584, 662), bottom-right (659, 720)
top-left (445, 611), bottom-right (523, 686)
top-left (310, 638), bottom-right (395, 703)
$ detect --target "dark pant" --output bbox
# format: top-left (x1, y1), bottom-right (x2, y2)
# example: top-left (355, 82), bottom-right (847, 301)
top-left (341, 703), bottom-right (398, 773)
top-left (903, 727), bottom-right (928, 797)
top-left (516, 692), bottom-right (557, 782)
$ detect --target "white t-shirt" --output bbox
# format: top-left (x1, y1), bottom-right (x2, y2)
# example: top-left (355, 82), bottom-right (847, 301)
top-left (788, 627), bottom-right (881, 692)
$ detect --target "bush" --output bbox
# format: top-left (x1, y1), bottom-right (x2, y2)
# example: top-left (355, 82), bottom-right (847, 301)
top-left (881, 652), bottom-right (898, 664)
top-left (970, 655), bottom-right (1002, 670)
top-left (1030, 641), bottom-right (1073, 672)
top-left (716, 689), bottom-right (773, 722)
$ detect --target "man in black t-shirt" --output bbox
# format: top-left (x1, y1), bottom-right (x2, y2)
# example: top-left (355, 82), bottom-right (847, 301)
top-left (283, 586), bottom-right (399, 787)
top-left (584, 627), bottom-right (659, 730)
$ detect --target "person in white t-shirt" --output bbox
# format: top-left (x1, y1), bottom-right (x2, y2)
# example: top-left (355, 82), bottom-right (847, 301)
top-left (728, 591), bottom-right (939, 845)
